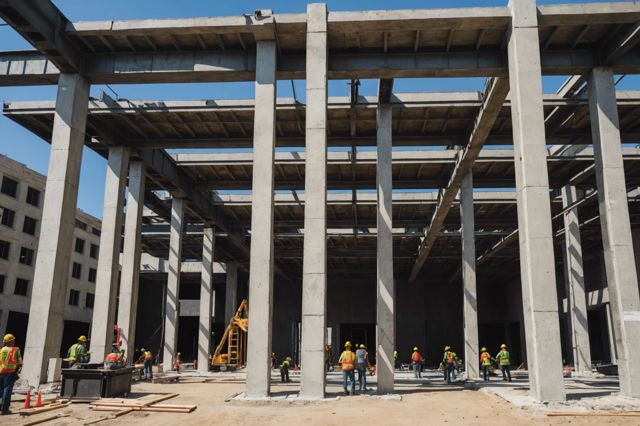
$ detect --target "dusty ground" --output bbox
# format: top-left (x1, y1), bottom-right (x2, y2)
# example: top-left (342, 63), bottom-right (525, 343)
top-left (9, 370), bottom-right (640, 425)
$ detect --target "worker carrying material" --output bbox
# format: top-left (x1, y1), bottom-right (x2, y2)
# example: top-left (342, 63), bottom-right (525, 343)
top-left (411, 347), bottom-right (424, 379)
top-left (442, 346), bottom-right (459, 383)
top-left (496, 344), bottom-right (512, 382)
top-left (479, 347), bottom-right (494, 382)
top-left (355, 344), bottom-right (369, 391)
top-left (67, 335), bottom-right (89, 367)
top-left (1, 334), bottom-right (22, 415)
top-left (280, 357), bottom-right (292, 382)
top-left (339, 341), bottom-right (356, 396)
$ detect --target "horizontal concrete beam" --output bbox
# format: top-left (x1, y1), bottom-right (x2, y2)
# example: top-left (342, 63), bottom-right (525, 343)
top-left (561, 287), bottom-right (610, 313)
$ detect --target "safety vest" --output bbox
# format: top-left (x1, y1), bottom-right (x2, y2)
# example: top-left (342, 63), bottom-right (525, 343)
top-left (68, 343), bottom-right (84, 361)
top-left (144, 351), bottom-right (153, 361)
top-left (444, 351), bottom-right (455, 364)
top-left (411, 352), bottom-right (422, 363)
top-left (480, 352), bottom-right (492, 366)
top-left (105, 353), bottom-right (119, 363)
top-left (0, 346), bottom-right (22, 373)
top-left (339, 350), bottom-right (355, 371)
top-left (497, 350), bottom-right (510, 366)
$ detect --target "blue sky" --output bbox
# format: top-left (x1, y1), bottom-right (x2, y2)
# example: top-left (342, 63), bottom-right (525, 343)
top-left (0, 0), bottom-right (637, 218)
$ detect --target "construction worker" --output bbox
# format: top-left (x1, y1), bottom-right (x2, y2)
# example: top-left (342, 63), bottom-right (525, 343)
top-left (339, 341), bottom-right (356, 396)
top-left (324, 344), bottom-right (333, 372)
top-left (271, 352), bottom-right (277, 369)
top-left (442, 346), bottom-right (458, 383)
top-left (67, 335), bottom-right (89, 367)
top-left (1, 334), bottom-right (22, 415)
top-left (480, 347), bottom-right (494, 382)
top-left (411, 347), bottom-right (424, 379)
top-left (104, 344), bottom-right (122, 369)
top-left (394, 350), bottom-right (402, 371)
top-left (355, 344), bottom-right (369, 391)
top-left (141, 348), bottom-right (154, 380)
top-left (173, 352), bottom-right (182, 373)
top-left (280, 357), bottom-right (292, 383)
top-left (496, 344), bottom-right (512, 382)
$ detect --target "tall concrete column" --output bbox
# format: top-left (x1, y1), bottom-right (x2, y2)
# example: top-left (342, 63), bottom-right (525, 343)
top-left (90, 147), bottom-right (130, 362)
top-left (225, 262), bottom-right (239, 323)
top-left (245, 40), bottom-right (277, 398)
top-left (561, 185), bottom-right (591, 373)
top-left (376, 104), bottom-right (394, 393)
top-left (460, 172), bottom-right (479, 379)
top-left (117, 161), bottom-right (146, 363)
top-left (589, 67), bottom-right (640, 397)
top-left (507, 0), bottom-right (565, 402)
top-left (605, 303), bottom-right (618, 364)
top-left (22, 74), bottom-right (89, 386)
top-left (300, 2), bottom-right (328, 400)
top-left (198, 227), bottom-right (215, 373)
top-left (162, 198), bottom-right (185, 371)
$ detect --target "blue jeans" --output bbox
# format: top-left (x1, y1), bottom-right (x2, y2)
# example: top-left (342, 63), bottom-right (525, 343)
top-left (444, 363), bottom-right (455, 383)
top-left (356, 364), bottom-right (367, 390)
top-left (500, 365), bottom-right (511, 382)
top-left (413, 362), bottom-right (422, 378)
top-left (144, 360), bottom-right (153, 379)
top-left (342, 370), bottom-right (356, 393)
top-left (0, 372), bottom-right (17, 413)
top-left (482, 365), bottom-right (490, 381)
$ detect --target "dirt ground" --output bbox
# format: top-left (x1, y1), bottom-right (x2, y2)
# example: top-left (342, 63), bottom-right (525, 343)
top-left (9, 375), bottom-right (640, 426)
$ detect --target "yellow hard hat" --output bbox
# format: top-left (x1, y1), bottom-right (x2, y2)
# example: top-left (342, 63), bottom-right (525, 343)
top-left (444, 346), bottom-right (451, 351)
top-left (360, 344), bottom-right (366, 349)
top-left (500, 344), bottom-right (507, 349)
top-left (345, 341), bottom-right (352, 347)
top-left (177, 352), bottom-right (181, 355)
top-left (413, 347), bottom-right (418, 351)
top-left (140, 347), bottom-right (146, 352)
top-left (481, 347), bottom-right (487, 352)
top-left (3, 334), bottom-right (15, 343)
top-left (78, 335), bottom-right (88, 342)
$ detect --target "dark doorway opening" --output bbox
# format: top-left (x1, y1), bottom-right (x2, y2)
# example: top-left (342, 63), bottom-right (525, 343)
top-left (61, 320), bottom-right (90, 357)
top-left (339, 323), bottom-right (375, 363)
top-left (6, 311), bottom-right (28, 350)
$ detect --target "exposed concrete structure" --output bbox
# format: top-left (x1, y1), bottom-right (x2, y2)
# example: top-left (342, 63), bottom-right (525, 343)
top-left (198, 227), bottom-right (215, 373)
top-left (2, 0), bottom-right (640, 404)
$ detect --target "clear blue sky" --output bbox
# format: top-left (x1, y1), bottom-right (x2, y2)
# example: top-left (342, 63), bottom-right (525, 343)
top-left (0, 0), bottom-right (637, 218)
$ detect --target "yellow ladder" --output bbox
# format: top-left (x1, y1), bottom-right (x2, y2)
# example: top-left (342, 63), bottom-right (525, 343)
top-left (229, 327), bottom-right (239, 365)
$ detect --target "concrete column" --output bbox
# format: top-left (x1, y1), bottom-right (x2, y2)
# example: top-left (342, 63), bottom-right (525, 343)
top-left (461, 172), bottom-right (479, 379)
top-left (300, 2), bottom-right (328, 400)
top-left (162, 198), bottom-right (184, 371)
top-left (90, 147), bottom-right (130, 362)
top-left (245, 40), bottom-right (277, 398)
top-left (507, 0), bottom-right (565, 402)
top-left (22, 74), bottom-right (89, 386)
top-left (117, 161), bottom-right (146, 363)
top-left (605, 303), bottom-right (618, 364)
top-left (225, 262), bottom-right (239, 323)
top-left (376, 104), bottom-right (394, 393)
top-left (198, 227), bottom-right (215, 373)
top-left (561, 185), bottom-right (592, 373)
top-left (589, 67), bottom-right (640, 397)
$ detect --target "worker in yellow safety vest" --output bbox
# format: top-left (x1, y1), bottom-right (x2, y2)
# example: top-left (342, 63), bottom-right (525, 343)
top-left (496, 344), bottom-right (512, 382)
top-left (442, 346), bottom-right (459, 383)
top-left (339, 341), bottom-right (356, 395)
top-left (1, 334), bottom-right (22, 415)
top-left (67, 335), bottom-right (89, 367)
top-left (480, 347), bottom-right (494, 382)
top-left (141, 348), bottom-right (154, 380)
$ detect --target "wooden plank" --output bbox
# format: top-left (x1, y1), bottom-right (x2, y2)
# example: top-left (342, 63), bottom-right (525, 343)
top-left (22, 413), bottom-right (70, 426)
top-left (84, 408), bottom-right (134, 425)
top-left (19, 402), bottom-right (71, 416)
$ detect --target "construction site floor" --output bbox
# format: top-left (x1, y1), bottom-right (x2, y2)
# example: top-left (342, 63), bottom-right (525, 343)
top-left (9, 369), bottom-right (640, 425)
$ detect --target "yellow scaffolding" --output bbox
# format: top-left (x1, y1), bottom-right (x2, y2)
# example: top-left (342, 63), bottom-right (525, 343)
top-left (211, 299), bottom-right (248, 369)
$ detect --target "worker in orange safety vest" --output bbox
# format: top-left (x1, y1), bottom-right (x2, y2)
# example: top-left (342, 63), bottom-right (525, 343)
top-left (1, 334), bottom-right (23, 415)
top-left (339, 341), bottom-right (356, 395)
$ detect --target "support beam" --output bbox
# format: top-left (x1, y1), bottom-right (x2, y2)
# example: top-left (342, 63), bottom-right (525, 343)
top-left (21, 73), bottom-right (89, 386)
top-left (245, 40), bottom-right (277, 398)
top-left (561, 185), bottom-right (591, 374)
top-left (162, 198), bottom-right (184, 372)
top-left (198, 227), bottom-right (215, 373)
top-left (589, 67), bottom-right (640, 397)
top-left (118, 161), bottom-right (146, 362)
top-left (376, 104), bottom-right (394, 393)
top-left (224, 262), bottom-right (239, 323)
top-left (461, 172), bottom-right (479, 380)
top-left (409, 76), bottom-right (510, 282)
top-left (506, 0), bottom-right (565, 402)
top-left (300, 2), bottom-right (328, 400)
top-left (605, 303), bottom-right (619, 364)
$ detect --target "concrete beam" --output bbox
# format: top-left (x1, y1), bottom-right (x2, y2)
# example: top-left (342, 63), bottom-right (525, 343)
top-left (409, 76), bottom-right (510, 282)
top-left (198, 227), bottom-right (215, 373)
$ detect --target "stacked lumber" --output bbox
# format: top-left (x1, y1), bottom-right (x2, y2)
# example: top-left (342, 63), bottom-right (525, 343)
top-left (89, 393), bottom-right (197, 414)
top-left (19, 400), bottom-right (71, 416)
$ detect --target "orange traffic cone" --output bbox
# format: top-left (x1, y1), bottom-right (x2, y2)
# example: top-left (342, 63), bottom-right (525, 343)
top-left (23, 389), bottom-right (31, 409)
top-left (34, 390), bottom-right (43, 408)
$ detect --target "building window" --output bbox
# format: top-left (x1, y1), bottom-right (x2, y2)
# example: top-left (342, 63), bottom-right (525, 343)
top-left (26, 186), bottom-right (40, 207)
top-left (68, 289), bottom-right (80, 306)
top-left (1, 176), bottom-right (18, 198)
top-left (1, 207), bottom-right (15, 228)
top-left (0, 240), bottom-right (10, 260)
top-left (19, 247), bottom-right (34, 266)
top-left (22, 216), bottom-right (37, 236)
top-left (0, 275), bottom-right (4, 293)
top-left (75, 219), bottom-right (87, 231)
top-left (88, 268), bottom-right (97, 283)
top-left (85, 292), bottom-right (95, 309)
top-left (90, 244), bottom-right (99, 259)
top-left (14, 278), bottom-right (29, 296)
top-left (92, 228), bottom-right (101, 237)
top-left (72, 262), bottom-right (82, 280)
top-left (75, 238), bottom-right (85, 255)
